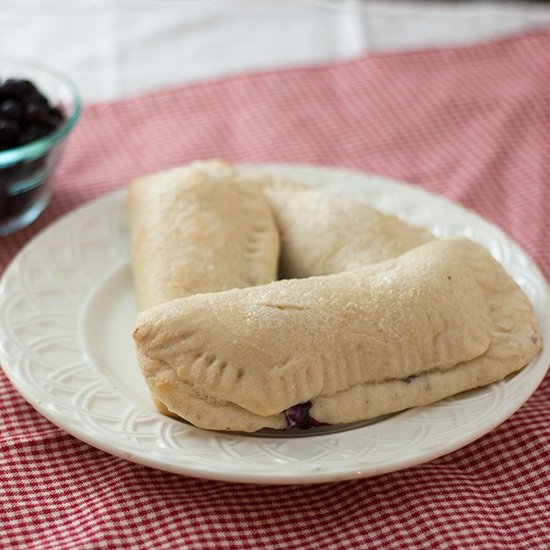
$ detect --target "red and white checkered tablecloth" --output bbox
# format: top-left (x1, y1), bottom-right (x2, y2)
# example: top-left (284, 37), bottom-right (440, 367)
top-left (1, 29), bottom-right (550, 549)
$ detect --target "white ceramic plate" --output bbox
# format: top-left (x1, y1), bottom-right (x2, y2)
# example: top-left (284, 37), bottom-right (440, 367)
top-left (1, 165), bottom-right (549, 485)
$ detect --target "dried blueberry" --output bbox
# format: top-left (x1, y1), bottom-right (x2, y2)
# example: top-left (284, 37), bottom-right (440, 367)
top-left (283, 402), bottom-right (326, 429)
top-left (0, 99), bottom-right (23, 120)
top-left (0, 77), bottom-right (67, 230)
top-left (19, 125), bottom-right (49, 145)
top-left (47, 106), bottom-right (63, 126)
top-left (0, 78), bottom-right (38, 100)
top-left (0, 78), bottom-right (66, 150)
top-left (24, 102), bottom-right (50, 125)
top-left (0, 117), bottom-right (19, 149)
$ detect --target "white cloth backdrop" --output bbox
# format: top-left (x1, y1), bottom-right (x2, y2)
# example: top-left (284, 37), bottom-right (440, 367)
top-left (2, 0), bottom-right (550, 101)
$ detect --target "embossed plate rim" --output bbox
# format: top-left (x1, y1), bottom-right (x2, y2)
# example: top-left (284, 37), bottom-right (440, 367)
top-left (0, 164), bottom-right (549, 485)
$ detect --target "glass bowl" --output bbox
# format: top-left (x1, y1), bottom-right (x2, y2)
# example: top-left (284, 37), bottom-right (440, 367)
top-left (0, 61), bottom-right (81, 236)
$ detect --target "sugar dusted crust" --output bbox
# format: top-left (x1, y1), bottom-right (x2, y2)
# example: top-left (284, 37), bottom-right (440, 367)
top-left (128, 160), bottom-right (279, 311)
top-left (129, 161), bottom-right (542, 432)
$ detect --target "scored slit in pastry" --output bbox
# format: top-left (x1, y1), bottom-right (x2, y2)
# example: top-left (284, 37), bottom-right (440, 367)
top-left (129, 161), bottom-right (542, 432)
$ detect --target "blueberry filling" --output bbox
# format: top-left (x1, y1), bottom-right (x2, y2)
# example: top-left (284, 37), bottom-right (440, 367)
top-left (283, 401), bottom-right (326, 429)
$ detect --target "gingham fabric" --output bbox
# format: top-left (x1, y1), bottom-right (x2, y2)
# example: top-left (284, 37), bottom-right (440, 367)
top-left (1, 30), bottom-right (550, 550)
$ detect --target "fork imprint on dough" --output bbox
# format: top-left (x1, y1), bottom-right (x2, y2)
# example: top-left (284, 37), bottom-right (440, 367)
top-left (128, 160), bottom-right (280, 311)
top-left (131, 162), bottom-right (542, 432)
top-left (129, 161), bottom-right (280, 414)
top-left (232, 183), bottom-right (280, 286)
top-left (132, 237), bottom-right (540, 431)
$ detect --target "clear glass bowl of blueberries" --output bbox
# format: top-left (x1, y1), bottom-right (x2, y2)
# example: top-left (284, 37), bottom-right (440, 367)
top-left (0, 61), bottom-right (81, 235)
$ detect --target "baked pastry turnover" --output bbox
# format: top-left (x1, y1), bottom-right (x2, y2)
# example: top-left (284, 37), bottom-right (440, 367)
top-left (129, 161), bottom-right (542, 432)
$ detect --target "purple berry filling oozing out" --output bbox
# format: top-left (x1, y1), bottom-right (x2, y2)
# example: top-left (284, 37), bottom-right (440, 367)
top-left (283, 402), bottom-right (326, 429)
